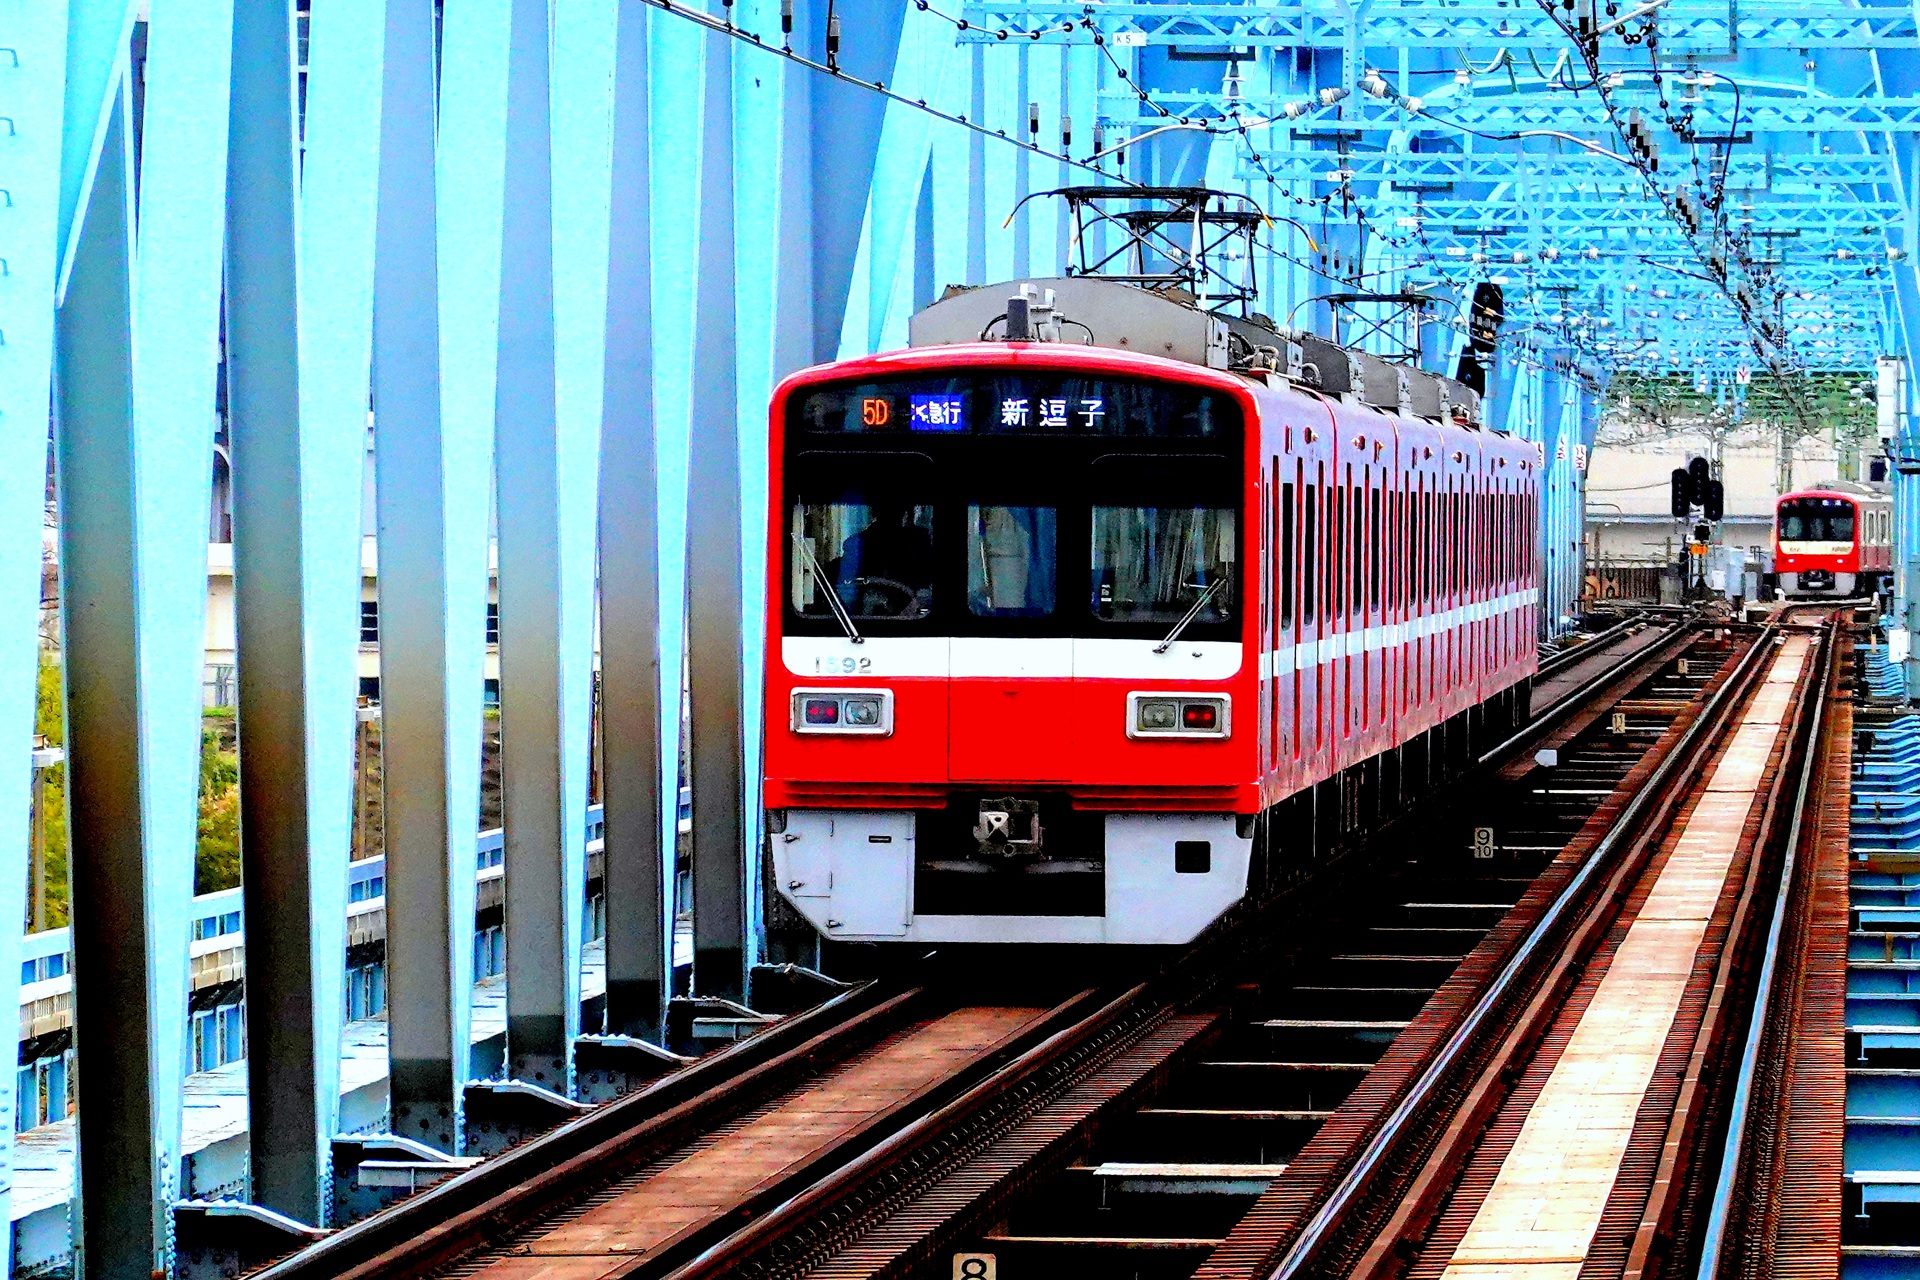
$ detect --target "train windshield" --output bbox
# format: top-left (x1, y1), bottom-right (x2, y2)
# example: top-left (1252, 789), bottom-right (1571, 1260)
top-left (1779, 497), bottom-right (1855, 543)
top-left (1091, 507), bottom-right (1236, 624)
top-left (967, 506), bottom-right (1058, 617)
top-left (792, 502), bottom-right (937, 619)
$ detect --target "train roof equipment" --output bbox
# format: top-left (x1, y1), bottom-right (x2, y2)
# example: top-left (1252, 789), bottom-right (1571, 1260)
top-left (909, 185), bottom-right (1483, 429)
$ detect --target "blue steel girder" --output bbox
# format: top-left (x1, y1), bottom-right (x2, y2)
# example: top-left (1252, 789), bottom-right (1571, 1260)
top-left (956, 0), bottom-right (1920, 49)
top-left (1392, 199), bottom-right (1902, 234)
top-left (1106, 94), bottom-right (1920, 133)
top-left (1229, 148), bottom-right (1897, 185)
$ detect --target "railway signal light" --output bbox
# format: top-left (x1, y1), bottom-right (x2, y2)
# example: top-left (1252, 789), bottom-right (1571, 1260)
top-left (1703, 479), bottom-right (1724, 522)
top-left (1670, 468), bottom-right (1691, 517)
top-left (1687, 454), bottom-right (1710, 494)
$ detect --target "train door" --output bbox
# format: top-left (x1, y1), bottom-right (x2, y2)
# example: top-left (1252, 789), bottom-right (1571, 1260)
top-left (1263, 458), bottom-right (1277, 790)
top-left (1314, 460), bottom-right (1330, 770)
top-left (1297, 454), bottom-right (1313, 786)
top-left (1342, 456), bottom-right (1357, 756)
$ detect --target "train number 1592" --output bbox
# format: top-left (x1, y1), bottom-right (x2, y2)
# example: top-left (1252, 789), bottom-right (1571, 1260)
top-left (813, 656), bottom-right (873, 675)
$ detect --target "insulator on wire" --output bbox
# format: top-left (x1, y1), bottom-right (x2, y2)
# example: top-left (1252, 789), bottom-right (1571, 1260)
top-left (826, 12), bottom-right (842, 68)
top-left (1028, 102), bottom-right (1040, 136)
top-left (1061, 115), bottom-right (1072, 148)
top-left (781, 0), bottom-right (793, 34)
top-left (1092, 122), bottom-right (1104, 158)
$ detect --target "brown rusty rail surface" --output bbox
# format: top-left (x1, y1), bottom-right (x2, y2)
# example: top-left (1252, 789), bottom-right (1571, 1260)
top-left (254, 614), bottom-right (1708, 1280)
top-left (639, 621), bottom-right (1722, 1280)
top-left (1695, 619), bottom-right (1851, 1279)
top-left (1255, 615), bottom-right (1842, 1280)
top-left (252, 983), bottom-right (1095, 1280)
top-left (1200, 621), bottom-right (1782, 1280)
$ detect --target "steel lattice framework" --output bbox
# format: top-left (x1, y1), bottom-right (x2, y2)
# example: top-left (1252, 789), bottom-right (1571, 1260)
top-left (959, 1), bottom-right (1920, 50)
top-left (4, 4), bottom-right (1918, 1276)
top-left (963, 0), bottom-right (1920, 386)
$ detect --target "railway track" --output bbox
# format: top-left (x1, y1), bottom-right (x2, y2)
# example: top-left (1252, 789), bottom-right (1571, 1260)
top-left (258, 609), bottom-right (1855, 1280)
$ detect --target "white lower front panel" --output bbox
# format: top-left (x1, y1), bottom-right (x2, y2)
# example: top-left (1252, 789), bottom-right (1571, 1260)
top-left (1780, 571), bottom-right (1855, 596)
top-left (771, 810), bottom-right (1252, 945)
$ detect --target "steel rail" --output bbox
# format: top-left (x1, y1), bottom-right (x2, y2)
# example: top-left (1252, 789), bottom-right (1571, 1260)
top-left (342, 987), bottom-right (1111, 1280)
top-left (649, 626), bottom-right (1715, 1280)
top-left (1477, 613), bottom-right (1692, 768)
top-left (1623, 620), bottom-right (1834, 1277)
top-left (1272, 621), bottom-right (1780, 1280)
top-left (251, 978), bottom-right (912, 1280)
top-left (262, 618), bottom-right (1698, 1280)
top-left (1692, 616), bottom-right (1841, 1280)
top-left (1530, 609), bottom-right (1653, 682)
top-left (659, 981), bottom-right (1170, 1280)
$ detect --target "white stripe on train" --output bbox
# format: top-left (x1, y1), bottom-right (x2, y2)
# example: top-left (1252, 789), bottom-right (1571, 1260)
top-left (781, 588), bottom-right (1538, 682)
top-left (1264, 587), bottom-right (1539, 677)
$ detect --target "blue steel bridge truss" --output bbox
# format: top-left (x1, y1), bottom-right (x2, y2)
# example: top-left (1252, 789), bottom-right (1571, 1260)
top-left (0, 0), bottom-right (1915, 1276)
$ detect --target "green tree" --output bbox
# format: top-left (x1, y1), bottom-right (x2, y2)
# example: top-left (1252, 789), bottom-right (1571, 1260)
top-left (32, 655), bottom-right (67, 930)
top-left (196, 726), bottom-right (241, 894)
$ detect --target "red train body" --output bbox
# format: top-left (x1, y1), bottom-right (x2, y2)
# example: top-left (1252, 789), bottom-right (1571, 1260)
top-left (762, 285), bottom-right (1539, 947)
top-left (1774, 486), bottom-right (1892, 598)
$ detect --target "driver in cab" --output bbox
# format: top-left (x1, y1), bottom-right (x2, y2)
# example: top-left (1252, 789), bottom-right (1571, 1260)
top-left (830, 504), bottom-right (934, 618)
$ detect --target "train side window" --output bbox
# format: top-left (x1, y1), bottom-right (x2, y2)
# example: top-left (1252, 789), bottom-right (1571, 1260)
top-left (1350, 481), bottom-right (1361, 621)
top-left (1497, 495), bottom-right (1512, 587)
top-left (1418, 487), bottom-right (1430, 605)
top-left (1423, 488), bottom-right (1434, 604)
top-left (1370, 482), bottom-right (1383, 610)
top-left (1480, 492), bottom-right (1490, 590)
top-left (1501, 492), bottom-right (1511, 583)
top-left (1350, 481), bottom-right (1364, 617)
top-left (1487, 493), bottom-right (1495, 587)
top-left (1483, 492), bottom-right (1492, 589)
top-left (1407, 484), bottom-right (1417, 608)
top-left (1281, 482), bottom-right (1296, 629)
top-left (1389, 488), bottom-right (1401, 610)
top-left (1427, 486), bottom-right (1437, 604)
top-left (1463, 490), bottom-right (1472, 594)
top-left (1303, 472), bottom-right (1318, 623)
top-left (1453, 490), bottom-right (1464, 599)
top-left (1447, 489), bottom-right (1458, 600)
top-left (1461, 490), bottom-right (1471, 595)
top-left (1469, 490), bottom-right (1478, 594)
top-left (1332, 485), bottom-right (1346, 622)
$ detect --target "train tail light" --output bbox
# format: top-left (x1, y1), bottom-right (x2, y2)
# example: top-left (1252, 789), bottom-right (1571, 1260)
top-left (1128, 692), bottom-right (1230, 739)
top-left (791, 689), bottom-right (894, 736)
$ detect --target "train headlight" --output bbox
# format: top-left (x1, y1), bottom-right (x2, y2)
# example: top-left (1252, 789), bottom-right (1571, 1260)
top-left (1128, 692), bottom-right (1230, 740)
top-left (1138, 700), bottom-right (1179, 731)
top-left (791, 689), bottom-right (894, 736)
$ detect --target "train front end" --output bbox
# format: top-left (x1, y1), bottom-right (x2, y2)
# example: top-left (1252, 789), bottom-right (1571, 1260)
top-left (762, 343), bottom-right (1258, 947)
top-left (1775, 490), bottom-right (1861, 596)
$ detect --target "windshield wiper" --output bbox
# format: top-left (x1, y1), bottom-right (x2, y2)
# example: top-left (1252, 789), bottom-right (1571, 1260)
top-left (792, 533), bottom-right (863, 644)
top-left (1154, 578), bottom-right (1226, 654)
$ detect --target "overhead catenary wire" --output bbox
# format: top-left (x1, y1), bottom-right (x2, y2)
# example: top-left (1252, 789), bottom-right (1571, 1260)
top-left (645, 0), bottom-right (1604, 382)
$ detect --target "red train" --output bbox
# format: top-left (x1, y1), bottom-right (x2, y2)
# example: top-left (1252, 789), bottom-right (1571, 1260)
top-left (762, 278), bottom-right (1539, 948)
top-left (1774, 485), bottom-right (1892, 598)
